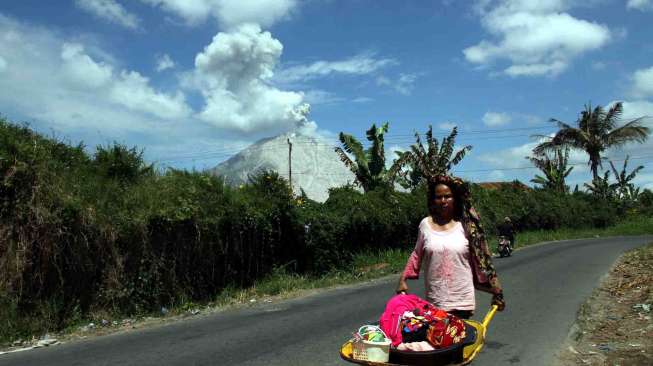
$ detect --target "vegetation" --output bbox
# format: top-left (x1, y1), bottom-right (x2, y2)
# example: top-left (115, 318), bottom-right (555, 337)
top-left (526, 146), bottom-right (573, 193)
top-left (534, 102), bottom-right (650, 181)
top-left (335, 122), bottom-right (404, 192)
top-left (609, 155), bottom-right (644, 204)
top-left (398, 126), bottom-right (472, 185)
top-left (1, 116), bottom-right (652, 343)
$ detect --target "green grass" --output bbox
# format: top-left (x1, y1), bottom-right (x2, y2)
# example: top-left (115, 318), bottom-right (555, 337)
top-left (212, 215), bottom-right (653, 307)
top-left (508, 215), bottom-right (653, 250)
top-left (3, 215), bottom-right (652, 346)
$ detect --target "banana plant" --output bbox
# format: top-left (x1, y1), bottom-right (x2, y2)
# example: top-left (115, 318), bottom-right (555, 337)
top-left (395, 126), bottom-right (472, 183)
top-left (335, 122), bottom-right (402, 192)
top-left (526, 147), bottom-right (574, 193)
top-left (609, 155), bottom-right (644, 202)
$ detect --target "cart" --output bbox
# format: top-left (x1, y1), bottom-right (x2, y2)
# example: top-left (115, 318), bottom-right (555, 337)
top-left (340, 305), bottom-right (498, 366)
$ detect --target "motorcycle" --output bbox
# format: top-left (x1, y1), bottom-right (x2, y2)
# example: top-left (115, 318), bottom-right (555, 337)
top-left (497, 236), bottom-right (512, 257)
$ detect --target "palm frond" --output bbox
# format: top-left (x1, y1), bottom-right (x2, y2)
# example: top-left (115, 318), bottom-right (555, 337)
top-left (436, 128), bottom-right (457, 173)
top-left (602, 102), bottom-right (623, 131)
top-left (450, 145), bottom-right (472, 168)
top-left (605, 119), bottom-right (650, 146)
top-left (387, 151), bottom-right (413, 184)
top-left (338, 133), bottom-right (366, 163)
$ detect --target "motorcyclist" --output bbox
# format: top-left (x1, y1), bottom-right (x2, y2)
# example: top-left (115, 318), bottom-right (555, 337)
top-left (497, 217), bottom-right (515, 250)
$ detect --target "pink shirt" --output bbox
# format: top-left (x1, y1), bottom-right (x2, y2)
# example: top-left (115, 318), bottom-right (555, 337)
top-left (403, 218), bottom-right (475, 311)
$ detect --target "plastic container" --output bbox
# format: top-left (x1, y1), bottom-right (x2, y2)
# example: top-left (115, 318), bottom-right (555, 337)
top-left (353, 338), bottom-right (391, 362)
top-left (352, 325), bottom-right (391, 363)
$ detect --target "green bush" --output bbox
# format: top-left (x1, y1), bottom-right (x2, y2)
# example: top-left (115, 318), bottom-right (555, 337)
top-left (0, 116), bottom-right (647, 341)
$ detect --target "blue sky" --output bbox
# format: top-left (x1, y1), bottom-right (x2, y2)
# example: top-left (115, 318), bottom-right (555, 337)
top-left (1, 0), bottom-right (652, 189)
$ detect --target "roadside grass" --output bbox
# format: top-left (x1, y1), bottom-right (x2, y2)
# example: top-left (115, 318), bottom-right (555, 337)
top-left (557, 241), bottom-right (653, 365)
top-left (509, 215), bottom-right (653, 250)
top-left (3, 215), bottom-right (652, 347)
top-left (227, 215), bottom-right (653, 305)
top-left (208, 215), bottom-right (653, 309)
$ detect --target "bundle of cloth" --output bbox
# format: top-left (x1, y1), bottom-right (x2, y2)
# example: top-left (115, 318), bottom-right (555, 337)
top-left (379, 294), bottom-right (466, 352)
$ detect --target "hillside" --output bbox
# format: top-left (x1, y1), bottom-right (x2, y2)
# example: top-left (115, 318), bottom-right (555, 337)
top-left (210, 132), bottom-right (356, 202)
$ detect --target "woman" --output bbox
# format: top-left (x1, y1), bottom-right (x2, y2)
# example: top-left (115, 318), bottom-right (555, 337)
top-left (396, 175), bottom-right (505, 319)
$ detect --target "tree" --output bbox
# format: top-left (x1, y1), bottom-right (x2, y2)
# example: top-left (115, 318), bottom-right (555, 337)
top-left (94, 142), bottom-right (153, 183)
top-left (609, 155), bottom-right (644, 202)
top-left (394, 126), bottom-right (472, 183)
top-left (534, 102), bottom-right (650, 181)
top-left (526, 147), bottom-right (573, 193)
top-left (335, 122), bottom-right (403, 192)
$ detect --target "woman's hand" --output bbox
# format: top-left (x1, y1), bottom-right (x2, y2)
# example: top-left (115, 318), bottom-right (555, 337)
top-left (396, 278), bottom-right (409, 294)
top-left (492, 292), bottom-right (505, 311)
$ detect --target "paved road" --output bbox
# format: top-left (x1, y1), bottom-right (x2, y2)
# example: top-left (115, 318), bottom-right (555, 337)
top-left (1, 235), bottom-right (651, 366)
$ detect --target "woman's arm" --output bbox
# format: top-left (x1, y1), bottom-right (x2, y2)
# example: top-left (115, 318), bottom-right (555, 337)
top-left (395, 224), bottom-right (425, 293)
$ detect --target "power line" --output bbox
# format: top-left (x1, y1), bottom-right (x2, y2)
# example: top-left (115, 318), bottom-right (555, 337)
top-left (263, 155), bottom-right (653, 177)
top-left (156, 125), bottom-right (558, 163)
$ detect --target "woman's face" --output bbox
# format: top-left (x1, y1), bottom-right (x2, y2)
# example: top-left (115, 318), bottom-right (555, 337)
top-left (432, 184), bottom-right (455, 218)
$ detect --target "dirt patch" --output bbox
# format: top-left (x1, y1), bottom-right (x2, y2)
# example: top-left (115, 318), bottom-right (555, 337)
top-left (556, 242), bottom-right (653, 365)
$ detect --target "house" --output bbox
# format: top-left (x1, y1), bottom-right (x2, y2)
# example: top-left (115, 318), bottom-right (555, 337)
top-left (476, 181), bottom-right (531, 191)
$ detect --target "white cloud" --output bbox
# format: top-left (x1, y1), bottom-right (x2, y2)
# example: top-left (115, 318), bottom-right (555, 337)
top-left (394, 73), bottom-right (417, 95)
top-left (438, 122), bottom-right (458, 131)
top-left (75, 0), bottom-right (140, 30)
top-left (140, 0), bottom-right (298, 28)
top-left (376, 73), bottom-right (417, 95)
top-left (352, 97), bottom-right (374, 103)
top-left (619, 100), bottom-right (653, 120)
top-left (0, 15), bottom-right (190, 133)
top-left (156, 53), bottom-right (175, 72)
top-left (276, 54), bottom-right (397, 83)
top-left (627, 0), bottom-right (653, 11)
top-left (631, 66), bottom-right (653, 98)
top-left (190, 23), bottom-right (309, 133)
top-left (482, 111), bottom-right (512, 126)
top-left (61, 42), bottom-right (113, 89)
top-left (110, 70), bottom-right (191, 119)
top-left (464, 0), bottom-right (611, 77)
top-left (301, 90), bottom-right (343, 105)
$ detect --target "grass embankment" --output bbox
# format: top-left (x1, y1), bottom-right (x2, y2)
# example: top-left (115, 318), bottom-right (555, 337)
top-left (216, 215), bottom-right (653, 307)
top-left (556, 241), bottom-right (653, 365)
top-left (3, 216), bottom-right (651, 349)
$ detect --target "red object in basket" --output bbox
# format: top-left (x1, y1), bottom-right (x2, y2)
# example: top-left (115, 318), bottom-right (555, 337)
top-left (426, 313), bottom-right (467, 348)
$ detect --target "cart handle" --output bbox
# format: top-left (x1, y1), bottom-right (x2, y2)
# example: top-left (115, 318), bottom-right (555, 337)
top-left (482, 304), bottom-right (498, 329)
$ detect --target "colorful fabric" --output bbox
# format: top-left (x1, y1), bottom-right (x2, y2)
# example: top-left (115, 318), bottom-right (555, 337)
top-left (396, 341), bottom-right (435, 352)
top-left (426, 312), bottom-right (467, 349)
top-left (379, 294), bottom-right (433, 346)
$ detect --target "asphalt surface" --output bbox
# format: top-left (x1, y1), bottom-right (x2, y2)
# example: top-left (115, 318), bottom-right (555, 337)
top-left (1, 235), bottom-right (651, 366)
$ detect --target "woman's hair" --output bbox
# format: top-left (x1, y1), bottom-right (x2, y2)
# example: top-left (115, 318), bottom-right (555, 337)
top-left (426, 175), bottom-right (466, 220)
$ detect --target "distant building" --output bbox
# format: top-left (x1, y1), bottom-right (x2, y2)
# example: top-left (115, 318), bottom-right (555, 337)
top-left (475, 181), bottom-right (531, 191)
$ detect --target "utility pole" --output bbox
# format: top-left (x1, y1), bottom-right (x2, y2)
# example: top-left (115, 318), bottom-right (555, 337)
top-left (287, 136), bottom-right (292, 190)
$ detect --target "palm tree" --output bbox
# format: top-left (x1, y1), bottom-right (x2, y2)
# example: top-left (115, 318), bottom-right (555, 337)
top-left (394, 126), bottom-right (472, 183)
top-left (335, 122), bottom-right (402, 192)
top-left (526, 147), bottom-right (573, 193)
top-left (609, 155), bottom-right (644, 202)
top-left (534, 102), bottom-right (650, 181)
